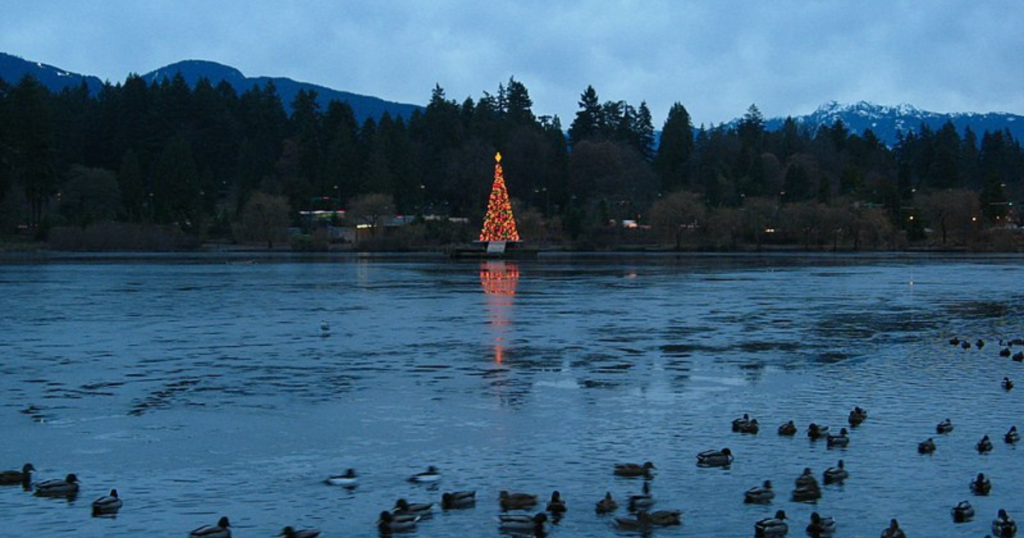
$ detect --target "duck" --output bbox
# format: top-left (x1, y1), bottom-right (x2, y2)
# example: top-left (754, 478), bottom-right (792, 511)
top-left (848, 407), bottom-right (868, 427)
top-left (408, 465), bottom-right (441, 483)
top-left (1003, 377), bottom-right (1014, 391)
top-left (91, 489), bottom-right (123, 516)
top-left (1014, 351), bottom-right (1024, 362)
top-left (823, 460), bottom-right (848, 485)
top-left (918, 437), bottom-right (936, 454)
top-left (33, 473), bottom-right (80, 498)
top-left (378, 511), bottom-right (419, 533)
top-left (806, 512), bottom-right (836, 537)
top-left (962, 340), bottom-right (972, 349)
top-left (1006, 426), bottom-right (1020, 444)
top-left (500, 490), bottom-right (538, 510)
top-left (971, 472), bottom-right (992, 495)
top-left (951, 500), bottom-right (975, 523)
top-left (754, 510), bottom-right (788, 537)
top-left (279, 526), bottom-right (321, 538)
top-left (614, 461), bottom-right (655, 478)
top-left (649, 510), bottom-right (682, 526)
top-left (793, 468), bottom-right (821, 502)
top-left (744, 480), bottom-right (774, 504)
top-left (936, 418), bottom-right (954, 434)
top-left (950, 337), bottom-right (961, 346)
top-left (978, 435), bottom-right (994, 453)
top-left (546, 490), bottom-right (567, 514)
top-left (696, 447), bottom-right (733, 467)
top-left (1001, 347), bottom-right (1012, 357)
top-left (732, 414), bottom-right (760, 434)
top-left (614, 510), bottom-right (653, 530)
top-left (778, 420), bottom-right (797, 436)
top-left (807, 423), bottom-right (830, 440)
top-left (628, 480), bottom-right (655, 512)
top-left (325, 468), bottom-right (357, 487)
top-left (826, 428), bottom-right (850, 448)
top-left (0, 463), bottom-right (34, 487)
top-left (595, 491), bottom-right (618, 514)
top-left (441, 490), bottom-right (476, 509)
top-left (992, 509), bottom-right (1017, 538)
top-left (189, 516), bottom-right (231, 538)
top-left (880, 518), bottom-right (906, 538)
top-left (393, 498), bottom-right (433, 517)
top-left (498, 512), bottom-right (547, 534)
top-left (977, 338), bottom-right (986, 349)
top-left (319, 320), bottom-right (330, 337)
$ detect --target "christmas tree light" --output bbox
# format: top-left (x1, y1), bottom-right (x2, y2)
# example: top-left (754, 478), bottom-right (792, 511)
top-left (479, 152), bottom-right (521, 242)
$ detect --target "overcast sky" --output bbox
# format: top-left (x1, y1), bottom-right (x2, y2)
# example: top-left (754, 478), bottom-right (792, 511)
top-left (2, 1), bottom-right (1021, 127)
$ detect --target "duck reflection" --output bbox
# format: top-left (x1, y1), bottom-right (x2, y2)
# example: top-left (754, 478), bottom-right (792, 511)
top-left (480, 261), bottom-right (519, 365)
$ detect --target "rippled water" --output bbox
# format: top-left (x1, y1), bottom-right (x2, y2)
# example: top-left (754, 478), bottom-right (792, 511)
top-left (2, 253), bottom-right (1023, 537)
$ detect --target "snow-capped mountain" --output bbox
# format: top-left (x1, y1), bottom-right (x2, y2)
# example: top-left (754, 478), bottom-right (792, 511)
top-left (761, 101), bottom-right (1023, 146)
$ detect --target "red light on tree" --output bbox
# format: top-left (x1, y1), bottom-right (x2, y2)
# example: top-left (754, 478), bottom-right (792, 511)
top-left (479, 152), bottom-right (521, 242)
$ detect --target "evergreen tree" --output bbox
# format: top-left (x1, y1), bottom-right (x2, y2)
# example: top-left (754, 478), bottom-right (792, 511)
top-left (8, 74), bottom-right (57, 229)
top-left (632, 102), bottom-right (655, 161)
top-left (568, 85), bottom-right (602, 147)
top-left (117, 148), bottom-right (146, 222)
top-left (654, 102), bottom-right (694, 192)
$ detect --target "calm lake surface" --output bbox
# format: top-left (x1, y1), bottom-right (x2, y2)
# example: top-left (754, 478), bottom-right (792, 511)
top-left (2, 252), bottom-right (1023, 537)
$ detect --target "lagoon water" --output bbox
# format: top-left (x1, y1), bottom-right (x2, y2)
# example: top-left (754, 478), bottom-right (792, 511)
top-left (1, 253), bottom-right (1023, 537)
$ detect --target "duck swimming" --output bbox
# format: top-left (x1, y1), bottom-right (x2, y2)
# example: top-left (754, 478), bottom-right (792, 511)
top-left (971, 473), bottom-right (992, 495)
top-left (807, 423), bottom-right (830, 440)
top-left (189, 516), bottom-right (231, 538)
top-left (614, 511), bottom-right (653, 530)
top-left (0, 463), bottom-right (34, 490)
top-left (880, 518), bottom-right (906, 538)
top-left (378, 511), bottom-right (419, 533)
top-left (696, 447), bottom-right (733, 467)
top-left (918, 438), bottom-right (936, 454)
top-left (545, 490), bottom-right (567, 514)
top-left (793, 468), bottom-right (821, 502)
top-left (408, 466), bottom-right (441, 483)
top-left (848, 407), bottom-right (868, 427)
top-left (628, 480), bottom-right (655, 512)
top-left (1006, 426), bottom-right (1020, 444)
top-left (951, 500), bottom-right (974, 523)
top-left (806, 512), bottom-right (837, 537)
top-left (778, 420), bottom-right (797, 436)
top-left (978, 435), bottom-right (994, 453)
top-left (91, 489), bottom-right (123, 516)
top-left (279, 526), bottom-right (321, 538)
top-left (393, 498), bottom-right (433, 517)
top-left (992, 509), bottom-right (1017, 538)
top-left (498, 513), bottom-right (547, 534)
top-left (500, 490), bottom-right (538, 510)
top-left (614, 461), bottom-right (655, 478)
top-left (744, 480), bottom-right (774, 504)
top-left (732, 414), bottom-right (760, 434)
top-left (936, 418), bottom-right (954, 434)
top-left (325, 468), bottom-right (357, 487)
top-left (823, 460), bottom-right (848, 485)
top-left (33, 473), bottom-right (79, 498)
top-left (1003, 377), bottom-right (1014, 391)
top-left (595, 491), bottom-right (618, 514)
top-left (441, 490), bottom-right (476, 509)
top-left (827, 428), bottom-right (850, 448)
top-left (755, 510), bottom-right (788, 537)
top-left (649, 510), bottom-right (682, 526)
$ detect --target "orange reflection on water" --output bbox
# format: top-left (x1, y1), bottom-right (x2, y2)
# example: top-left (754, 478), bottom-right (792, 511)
top-left (481, 262), bottom-right (519, 363)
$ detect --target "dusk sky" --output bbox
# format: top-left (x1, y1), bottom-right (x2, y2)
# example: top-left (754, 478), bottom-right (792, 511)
top-left (2, 1), bottom-right (1021, 127)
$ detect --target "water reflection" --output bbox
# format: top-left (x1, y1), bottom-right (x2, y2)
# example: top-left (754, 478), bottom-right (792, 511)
top-left (480, 261), bottom-right (519, 365)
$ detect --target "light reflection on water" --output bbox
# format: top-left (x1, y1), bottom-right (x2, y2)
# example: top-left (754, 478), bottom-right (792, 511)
top-left (1, 253), bottom-right (1023, 537)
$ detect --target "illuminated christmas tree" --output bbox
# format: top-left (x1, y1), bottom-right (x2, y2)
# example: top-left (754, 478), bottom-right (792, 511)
top-left (479, 152), bottom-right (521, 242)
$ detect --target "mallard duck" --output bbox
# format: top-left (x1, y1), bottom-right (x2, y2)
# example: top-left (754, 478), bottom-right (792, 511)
top-left (0, 463), bottom-right (34, 486)
top-left (614, 511), bottom-right (653, 530)
top-left (628, 480), bottom-right (655, 512)
top-left (992, 509), bottom-right (1017, 538)
top-left (880, 518), bottom-right (906, 538)
top-left (1006, 426), bottom-right (1020, 444)
top-left (546, 490), bottom-right (567, 514)
top-left (441, 490), bottom-right (476, 509)
top-left (279, 526), bottom-right (321, 538)
top-left (826, 428), bottom-right (850, 448)
top-left (806, 512), bottom-right (836, 537)
top-left (696, 447), bottom-right (733, 467)
top-left (936, 418), bottom-right (954, 434)
top-left (962, 340), bottom-right (972, 349)
top-left (614, 461), bottom-right (655, 478)
top-left (409, 466), bottom-right (441, 483)
top-left (755, 510), bottom-right (788, 537)
top-left (595, 491), bottom-right (618, 514)
top-left (33, 473), bottom-right (79, 498)
top-left (795, 468), bottom-right (818, 489)
top-left (793, 468), bottom-right (821, 502)
top-left (778, 420), bottom-right (797, 436)
top-left (971, 473), bottom-right (992, 495)
top-left (848, 407), bottom-right (868, 427)
top-left (1001, 347), bottom-right (1012, 357)
top-left (977, 339), bottom-right (986, 349)
top-left (823, 460), bottom-right (848, 485)
top-left (978, 435), bottom-right (994, 453)
top-left (325, 468), bottom-right (357, 487)
top-left (807, 423), bottom-right (830, 440)
top-left (733, 414), bottom-right (760, 434)
top-left (500, 490), bottom-right (538, 510)
top-left (498, 513), bottom-right (547, 533)
top-left (1014, 351), bottom-right (1024, 362)
top-left (91, 489), bottom-right (122, 516)
top-left (1003, 377), bottom-right (1014, 391)
top-left (649, 510), bottom-right (682, 526)
top-left (951, 500), bottom-right (974, 523)
top-left (377, 511), bottom-right (419, 533)
top-left (393, 498), bottom-right (432, 517)
top-left (918, 437), bottom-right (936, 454)
top-left (744, 480), bottom-right (774, 504)
top-left (189, 516), bottom-right (231, 538)
top-left (950, 337), bottom-right (961, 346)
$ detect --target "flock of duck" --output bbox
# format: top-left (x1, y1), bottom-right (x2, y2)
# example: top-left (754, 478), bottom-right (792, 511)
top-left (5, 334), bottom-right (1024, 537)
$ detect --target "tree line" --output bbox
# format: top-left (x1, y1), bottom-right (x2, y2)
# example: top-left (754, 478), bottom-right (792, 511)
top-left (0, 72), bottom-right (1021, 250)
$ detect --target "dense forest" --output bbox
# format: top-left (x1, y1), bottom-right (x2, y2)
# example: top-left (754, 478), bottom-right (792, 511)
top-left (0, 72), bottom-right (1021, 251)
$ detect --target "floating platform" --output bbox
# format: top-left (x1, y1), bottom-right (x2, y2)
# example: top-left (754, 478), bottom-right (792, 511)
top-left (448, 240), bottom-right (538, 259)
